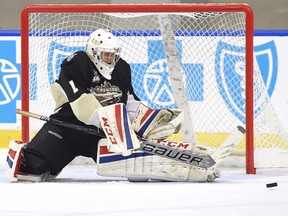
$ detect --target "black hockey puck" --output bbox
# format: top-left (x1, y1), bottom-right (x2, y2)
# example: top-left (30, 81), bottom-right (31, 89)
top-left (266, 182), bottom-right (277, 188)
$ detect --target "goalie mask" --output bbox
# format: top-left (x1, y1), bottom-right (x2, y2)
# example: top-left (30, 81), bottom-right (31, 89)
top-left (85, 29), bottom-right (121, 80)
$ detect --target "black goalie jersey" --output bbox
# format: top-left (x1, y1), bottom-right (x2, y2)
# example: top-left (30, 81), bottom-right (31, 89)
top-left (50, 51), bottom-right (139, 125)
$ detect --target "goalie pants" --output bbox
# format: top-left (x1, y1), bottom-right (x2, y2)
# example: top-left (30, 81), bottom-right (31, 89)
top-left (21, 122), bottom-right (101, 175)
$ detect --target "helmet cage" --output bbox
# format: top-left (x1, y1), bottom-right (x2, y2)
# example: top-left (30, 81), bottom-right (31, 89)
top-left (94, 47), bottom-right (121, 69)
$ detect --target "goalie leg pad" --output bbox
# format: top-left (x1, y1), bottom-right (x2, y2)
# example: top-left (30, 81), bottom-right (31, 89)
top-left (6, 140), bottom-right (28, 181)
top-left (96, 126), bottom-right (244, 182)
top-left (6, 140), bottom-right (59, 182)
top-left (96, 139), bottom-right (219, 182)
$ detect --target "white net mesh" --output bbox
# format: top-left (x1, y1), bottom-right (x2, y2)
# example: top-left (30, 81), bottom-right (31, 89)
top-left (22, 5), bottom-right (288, 168)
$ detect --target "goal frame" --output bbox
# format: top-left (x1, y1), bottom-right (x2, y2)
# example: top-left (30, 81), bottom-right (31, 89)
top-left (21, 4), bottom-right (255, 174)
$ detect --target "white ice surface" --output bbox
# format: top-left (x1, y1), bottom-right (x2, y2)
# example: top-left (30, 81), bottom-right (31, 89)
top-left (1, 150), bottom-right (288, 216)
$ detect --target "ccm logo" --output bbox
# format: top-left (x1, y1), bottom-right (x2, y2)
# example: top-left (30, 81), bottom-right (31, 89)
top-left (141, 143), bottom-right (203, 166)
top-left (156, 140), bottom-right (190, 149)
top-left (101, 117), bottom-right (117, 145)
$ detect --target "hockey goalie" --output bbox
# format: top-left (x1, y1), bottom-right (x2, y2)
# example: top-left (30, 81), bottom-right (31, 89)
top-left (7, 101), bottom-right (244, 182)
top-left (6, 29), bottom-right (245, 182)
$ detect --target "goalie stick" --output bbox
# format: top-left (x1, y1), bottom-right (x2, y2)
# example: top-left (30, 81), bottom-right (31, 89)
top-left (16, 109), bottom-right (245, 169)
top-left (17, 109), bottom-right (105, 136)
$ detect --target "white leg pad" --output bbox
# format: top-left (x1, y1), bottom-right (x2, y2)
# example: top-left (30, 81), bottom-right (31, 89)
top-left (96, 139), bottom-right (219, 182)
top-left (6, 140), bottom-right (60, 182)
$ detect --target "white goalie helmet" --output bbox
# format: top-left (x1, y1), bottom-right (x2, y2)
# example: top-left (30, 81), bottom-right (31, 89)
top-left (85, 29), bottom-right (121, 80)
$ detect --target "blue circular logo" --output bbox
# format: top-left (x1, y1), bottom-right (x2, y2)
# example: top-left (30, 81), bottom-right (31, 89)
top-left (0, 59), bottom-right (20, 105)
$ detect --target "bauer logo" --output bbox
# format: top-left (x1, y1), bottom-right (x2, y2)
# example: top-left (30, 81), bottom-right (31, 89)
top-left (47, 41), bottom-right (84, 85)
top-left (0, 41), bottom-right (21, 123)
top-left (215, 40), bottom-right (278, 123)
top-left (130, 40), bottom-right (203, 109)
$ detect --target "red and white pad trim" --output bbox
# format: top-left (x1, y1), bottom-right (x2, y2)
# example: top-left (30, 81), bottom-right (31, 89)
top-left (98, 103), bottom-right (140, 155)
top-left (6, 140), bottom-right (27, 180)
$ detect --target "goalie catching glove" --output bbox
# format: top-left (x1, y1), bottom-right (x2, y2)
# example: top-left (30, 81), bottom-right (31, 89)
top-left (131, 103), bottom-right (184, 140)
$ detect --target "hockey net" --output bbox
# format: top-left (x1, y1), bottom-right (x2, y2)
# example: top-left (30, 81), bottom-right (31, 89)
top-left (21, 4), bottom-right (288, 173)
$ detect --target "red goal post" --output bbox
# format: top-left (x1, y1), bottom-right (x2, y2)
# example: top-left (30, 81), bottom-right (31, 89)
top-left (21, 4), bottom-right (255, 173)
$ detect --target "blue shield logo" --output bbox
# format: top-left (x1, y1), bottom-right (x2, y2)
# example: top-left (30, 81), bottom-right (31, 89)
top-left (215, 40), bottom-right (278, 123)
top-left (47, 41), bottom-right (84, 85)
top-left (254, 40), bottom-right (278, 97)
